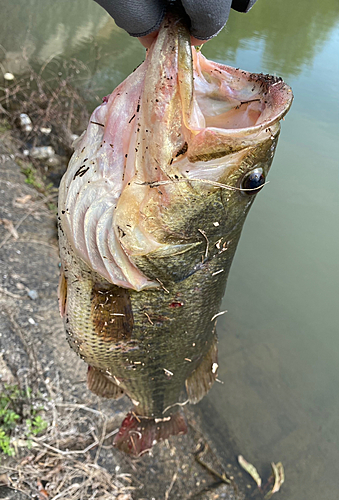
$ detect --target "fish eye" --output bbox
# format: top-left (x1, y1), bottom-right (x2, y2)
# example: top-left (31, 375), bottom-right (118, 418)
top-left (240, 168), bottom-right (265, 195)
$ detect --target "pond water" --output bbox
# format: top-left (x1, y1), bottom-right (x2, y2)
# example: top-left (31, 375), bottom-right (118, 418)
top-left (1, 1), bottom-right (338, 499)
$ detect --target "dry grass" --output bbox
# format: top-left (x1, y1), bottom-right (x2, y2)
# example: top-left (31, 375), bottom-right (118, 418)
top-left (0, 303), bottom-right (134, 499)
top-left (0, 50), bottom-right (96, 196)
top-left (0, 54), bottom-right (91, 156)
top-left (0, 383), bottom-right (135, 499)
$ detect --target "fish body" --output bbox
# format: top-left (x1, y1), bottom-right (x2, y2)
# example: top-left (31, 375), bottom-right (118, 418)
top-left (58, 15), bottom-right (292, 455)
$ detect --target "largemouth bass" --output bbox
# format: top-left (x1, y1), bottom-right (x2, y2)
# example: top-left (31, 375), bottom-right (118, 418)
top-left (58, 15), bottom-right (292, 456)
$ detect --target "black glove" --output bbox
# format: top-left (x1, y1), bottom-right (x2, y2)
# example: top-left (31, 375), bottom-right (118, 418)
top-left (94, 0), bottom-right (257, 40)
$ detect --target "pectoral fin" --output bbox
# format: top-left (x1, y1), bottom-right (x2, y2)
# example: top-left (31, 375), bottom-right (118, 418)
top-left (185, 335), bottom-right (218, 404)
top-left (57, 268), bottom-right (67, 318)
top-left (87, 366), bottom-right (124, 399)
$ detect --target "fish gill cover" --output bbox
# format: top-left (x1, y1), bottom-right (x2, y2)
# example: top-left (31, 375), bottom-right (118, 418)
top-left (58, 14), bottom-right (292, 456)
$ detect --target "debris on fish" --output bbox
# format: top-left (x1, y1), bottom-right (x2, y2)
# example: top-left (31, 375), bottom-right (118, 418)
top-left (58, 13), bottom-right (292, 457)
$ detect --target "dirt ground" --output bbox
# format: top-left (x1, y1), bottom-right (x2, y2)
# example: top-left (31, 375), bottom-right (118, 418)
top-left (0, 136), bottom-right (245, 499)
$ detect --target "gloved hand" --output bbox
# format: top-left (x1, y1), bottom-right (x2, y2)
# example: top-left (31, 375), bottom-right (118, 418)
top-left (94, 0), bottom-right (257, 47)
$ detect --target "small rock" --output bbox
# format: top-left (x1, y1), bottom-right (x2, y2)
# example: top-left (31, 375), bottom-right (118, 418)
top-left (3, 72), bottom-right (15, 81)
top-left (46, 155), bottom-right (62, 167)
top-left (40, 126), bottom-right (52, 135)
top-left (28, 317), bottom-right (36, 325)
top-left (29, 146), bottom-right (55, 160)
top-left (15, 195), bottom-right (32, 204)
top-left (0, 354), bottom-right (16, 385)
top-left (0, 486), bottom-right (28, 499)
top-left (18, 113), bottom-right (33, 133)
top-left (27, 289), bottom-right (38, 300)
top-left (70, 133), bottom-right (79, 143)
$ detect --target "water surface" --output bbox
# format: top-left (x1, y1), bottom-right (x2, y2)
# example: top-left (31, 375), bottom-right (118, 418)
top-left (1, 1), bottom-right (338, 498)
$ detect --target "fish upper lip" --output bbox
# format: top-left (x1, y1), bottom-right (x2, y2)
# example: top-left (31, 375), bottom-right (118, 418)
top-left (191, 50), bottom-right (293, 136)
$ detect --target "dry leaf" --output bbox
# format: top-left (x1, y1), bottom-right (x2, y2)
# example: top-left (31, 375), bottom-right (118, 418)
top-left (0, 473), bottom-right (10, 486)
top-left (238, 455), bottom-right (262, 488)
top-left (37, 479), bottom-right (49, 499)
top-left (16, 194), bottom-right (32, 204)
top-left (12, 438), bottom-right (39, 449)
top-left (19, 454), bottom-right (35, 466)
top-left (264, 462), bottom-right (285, 499)
top-left (0, 218), bottom-right (19, 239)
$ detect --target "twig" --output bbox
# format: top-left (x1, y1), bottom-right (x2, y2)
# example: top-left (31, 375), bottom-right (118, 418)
top-left (155, 277), bottom-right (170, 294)
top-left (139, 177), bottom-right (270, 192)
top-left (102, 428), bottom-right (119, 441)
top-left (94, 416), bottom-right (107, 464)
top-left (198, 228), bottom-right (209, 261)
top-left (66, 96), bottom-right (74, 131)
top-left (0, 213), bottom-right (29, 249)
top-left (17, 239), bottom-right (58, 250)
top-left (144, 311), bottom-right (154, 325)
top-left (54, 403), bottom-right (104, 417)
top-left (195, 444), bottom-right (231, 485)
top-left (165, 472), bottom-right (178, 500)
top-left (162, 399), bottom-right (189, 415)
top-left (4, 305), bottom-right (39, 374)
top-left (0, 286), bottom-right (23, 299)
top-left (210, 310), bottom-right (227, 322)
top-left (30, 437), bottom-right (99, 456)
top-left (49, 482), bottom-right (82, 500)
top-left (0, 484), bottom-right (31, 498)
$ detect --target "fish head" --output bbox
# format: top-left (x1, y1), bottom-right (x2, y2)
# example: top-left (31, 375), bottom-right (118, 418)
top-left (59, 15), bottom-right (293, 290)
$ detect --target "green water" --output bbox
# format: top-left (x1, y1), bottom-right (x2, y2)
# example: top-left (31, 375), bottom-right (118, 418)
top-left (1, 1), bottom-right (338, 498)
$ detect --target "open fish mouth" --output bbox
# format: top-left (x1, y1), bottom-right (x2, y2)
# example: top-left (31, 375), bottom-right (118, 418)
top-left (58, 15), bottom-right (293, 292)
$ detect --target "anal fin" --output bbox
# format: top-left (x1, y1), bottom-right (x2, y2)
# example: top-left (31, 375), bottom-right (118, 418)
top-left (185, 335), bottom-right (218, 404)
top-left (114, 410), bottom-right (187, 457)
top-left (87, 366), bottom-right (124, 399)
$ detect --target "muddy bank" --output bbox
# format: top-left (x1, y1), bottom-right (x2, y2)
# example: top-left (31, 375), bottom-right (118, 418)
top-left (0, 135), bottom-right (244, 499)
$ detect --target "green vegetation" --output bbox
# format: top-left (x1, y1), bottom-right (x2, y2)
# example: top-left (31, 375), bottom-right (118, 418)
top-left (26, 414), bottom-right (48, 436)
top-left (0, 118), bottom-right (11, 133)
top-left (21, 163), bottom-right (55, 193)
top-left (21, 164), bottom-right (43, 190)
top-left (47, 202), bottom-right (58, 214)
top-left (18, 160), bottom-right (58, 213)
top-left (0, 384), bottom-right (48, 458)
